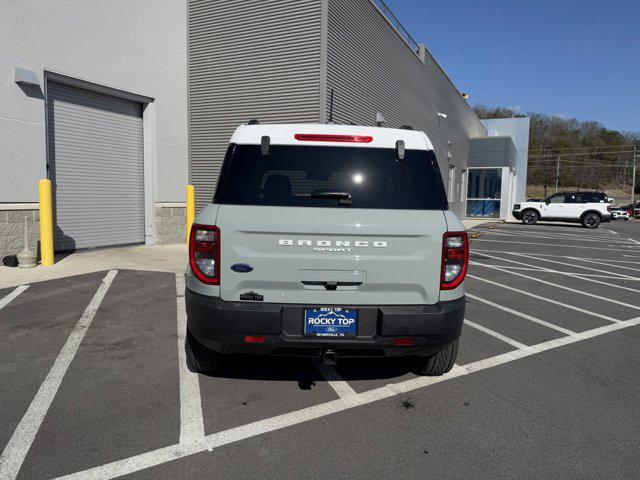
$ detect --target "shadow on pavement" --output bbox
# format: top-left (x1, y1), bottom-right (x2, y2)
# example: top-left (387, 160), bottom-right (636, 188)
top-left (199, 354), bottom-right (416, 387)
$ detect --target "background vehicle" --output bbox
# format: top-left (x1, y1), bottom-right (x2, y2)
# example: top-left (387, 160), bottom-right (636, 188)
top-left (610, 207), bottom-right (630, 221)
top-left (513, 191), bottom-right (612, 228)
top-left (185, 124), bottom-right (468, 376)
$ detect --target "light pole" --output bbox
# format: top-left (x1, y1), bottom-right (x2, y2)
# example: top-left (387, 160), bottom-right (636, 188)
top-left (632, 145), bottom-right (637, 214)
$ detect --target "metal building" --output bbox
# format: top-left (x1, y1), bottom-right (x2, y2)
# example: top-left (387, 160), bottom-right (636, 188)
top-left (1, 0), bottom-right (188, 260)
top-left (1, 0), bottom-right (529, 261)
top-left (466, 118), bottom-right (531, 220)
top-left (188, 0), bottom-right (487, 216)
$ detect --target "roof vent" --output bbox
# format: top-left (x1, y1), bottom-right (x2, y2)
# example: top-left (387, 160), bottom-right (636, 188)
top-left (247, 119), bottom-right (260, 125)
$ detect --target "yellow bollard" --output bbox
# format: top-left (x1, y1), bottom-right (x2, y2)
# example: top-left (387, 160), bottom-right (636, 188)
top-left (186, 185), bottom-right (195, 243)
top-left (38, 179), bottom-right (54, 266)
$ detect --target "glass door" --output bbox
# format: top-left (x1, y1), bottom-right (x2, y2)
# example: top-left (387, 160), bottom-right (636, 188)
top-left (466, 168), bottom-right (502, 218)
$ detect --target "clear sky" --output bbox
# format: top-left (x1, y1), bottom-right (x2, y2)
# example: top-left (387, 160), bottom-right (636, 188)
top-left (384, 0), bottom-right (639, 133)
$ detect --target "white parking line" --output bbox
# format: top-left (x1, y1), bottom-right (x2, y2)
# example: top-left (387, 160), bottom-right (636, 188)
top-left (471, 229), bottom-right (635, 246)
top-left (53, 314), bottom-right (640, 480)
top-left (471, 260), bottom-right (637, 315)
top-left (476, 249), bottom-right (638, 280)
top-left (628, 237), bottom-right (640, 245)
top-left (465, 292), bottom-right (574, 335)
top-left (502, 252), bottom-right (640, 266)
top-left (0, 270), bottom-right (118, 480)
top-left (473, 253), bottom-right (640, 295)
top-left (0, 285), bottom-right (29, 311)
top-left (522, 254), bottom-right (640, 280)
top-left (175, 274), bottom-right (205, 445)
top-left (312, 359), bottom-right (357, 399)
top-left (479, 264), bottom-right (638, 279)
top-left (467, 274), bottom-right (621, 323)
top-left (567, 257), bottom-right (640, 273)
top-left (495, 266), bottom-right (561, 272)
top-left (480, 225), bottom-right (619, 238)
top-left (473, 238), bottom-right (637, 253)
top-left (463, 319), bottom-right (527, 349)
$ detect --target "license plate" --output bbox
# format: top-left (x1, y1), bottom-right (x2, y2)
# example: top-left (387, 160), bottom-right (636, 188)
top-left (304, 307), bottom-right (357, 337)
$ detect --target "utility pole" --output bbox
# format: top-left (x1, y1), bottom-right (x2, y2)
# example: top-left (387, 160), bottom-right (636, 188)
top-left (555, 155), bottom-right (560, 193)
top-left (632, 145), bottom-right (637, 212)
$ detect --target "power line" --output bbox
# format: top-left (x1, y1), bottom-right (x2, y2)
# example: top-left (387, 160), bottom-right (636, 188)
top-left (529, 150), bottom-right (637, 159)
top-left (530, 159), bottom-right (630, 165)
top-left (529, 144), bottom-right (640, 153)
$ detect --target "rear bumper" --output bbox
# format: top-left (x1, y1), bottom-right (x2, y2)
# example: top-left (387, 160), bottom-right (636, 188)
top-left (186, 289), bottom-right (465, 357)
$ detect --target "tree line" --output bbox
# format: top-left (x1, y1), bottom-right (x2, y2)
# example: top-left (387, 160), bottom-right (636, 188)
top-left (473, 105), bottom-right (640, 191)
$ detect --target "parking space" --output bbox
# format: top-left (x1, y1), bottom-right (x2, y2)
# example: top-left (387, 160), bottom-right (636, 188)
top-left (2, 220), bottom-right (640, 478)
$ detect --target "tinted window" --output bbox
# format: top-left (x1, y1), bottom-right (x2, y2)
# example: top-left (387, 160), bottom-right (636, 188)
top-left (583, 192), bottom-right (606, 203)
top-left (548, 194), bottom-right (567, 204)
top-left (567, 193), bottom-right (587, 203)
top-left (214, 144), bottom-right (448, 210)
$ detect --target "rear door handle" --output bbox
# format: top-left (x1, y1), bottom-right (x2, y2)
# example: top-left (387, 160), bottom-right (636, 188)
top-left (301, 281), bottom-right (363, 291)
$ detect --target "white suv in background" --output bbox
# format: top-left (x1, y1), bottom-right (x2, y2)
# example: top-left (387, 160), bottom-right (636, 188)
top-left (512, 191), bottom-right (612, 228)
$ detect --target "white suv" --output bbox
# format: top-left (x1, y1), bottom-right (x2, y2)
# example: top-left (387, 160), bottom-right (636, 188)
top-left (512, 191), bottom-right (612, 228)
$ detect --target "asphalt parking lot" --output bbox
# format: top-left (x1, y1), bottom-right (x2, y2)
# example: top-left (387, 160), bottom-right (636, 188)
top-left (2, 220), bottom-right (640, 479)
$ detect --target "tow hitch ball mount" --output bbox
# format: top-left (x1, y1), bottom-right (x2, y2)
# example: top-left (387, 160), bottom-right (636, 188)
top-left (322, 348), bottom-right (337, 366)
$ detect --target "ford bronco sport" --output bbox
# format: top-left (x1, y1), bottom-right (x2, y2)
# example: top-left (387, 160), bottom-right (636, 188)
top-left (185, 124), bottom-right (468, 376)
top-left (512, 191), bottom-right (612, 228)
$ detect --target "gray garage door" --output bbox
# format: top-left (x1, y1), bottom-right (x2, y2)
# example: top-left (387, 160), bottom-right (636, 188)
top-left (47, 81), bottom-right (145, 251)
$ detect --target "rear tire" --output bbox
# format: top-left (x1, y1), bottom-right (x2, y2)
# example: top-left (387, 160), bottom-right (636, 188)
top-left (581, 213), bottom-right (601, 229)
top-left (521, 210), bottom-right (539, 225)
top-left (414, 339), bottom-right (459, 376)
top-left (186, 329), bottom-right (223, 374)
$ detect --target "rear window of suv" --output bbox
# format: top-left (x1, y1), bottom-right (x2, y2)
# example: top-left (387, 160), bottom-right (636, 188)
top-left (213, 144), bottom-right (448, 210)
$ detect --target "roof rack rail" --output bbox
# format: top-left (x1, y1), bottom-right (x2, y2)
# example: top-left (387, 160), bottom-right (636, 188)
top-left (247, 119), bottom-right (259, 125)
top-left (399, 125), bottom-right (414, 130)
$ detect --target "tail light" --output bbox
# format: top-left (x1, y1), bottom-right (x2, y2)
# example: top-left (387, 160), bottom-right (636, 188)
top-left (189, 224), bottom-right (220, 285)
top-left (441, 232), bottom-right (469, 290)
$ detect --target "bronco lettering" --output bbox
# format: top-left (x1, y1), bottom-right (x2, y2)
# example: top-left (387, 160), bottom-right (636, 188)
top-left (278, 239), bottom-right (387, 248)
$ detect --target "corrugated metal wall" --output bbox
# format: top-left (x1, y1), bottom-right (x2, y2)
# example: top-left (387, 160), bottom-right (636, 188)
top-left (47, 81), bottom-right (145, 251)
top-left (325, 0), bottom-right (486, 217)
top-left (188, 0), bottom-right (324, 210)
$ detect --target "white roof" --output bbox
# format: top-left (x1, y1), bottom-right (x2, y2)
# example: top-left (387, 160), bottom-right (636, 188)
top-left (229, 123), bottom-right (434, 150)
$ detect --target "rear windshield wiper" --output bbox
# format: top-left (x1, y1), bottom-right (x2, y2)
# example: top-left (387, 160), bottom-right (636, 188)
top-left (309, 190), bottom-right (352, 207)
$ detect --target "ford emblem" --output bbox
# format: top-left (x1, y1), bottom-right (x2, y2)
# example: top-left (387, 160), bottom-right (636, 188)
top-left (231, 263), bottom-right (253, 273)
